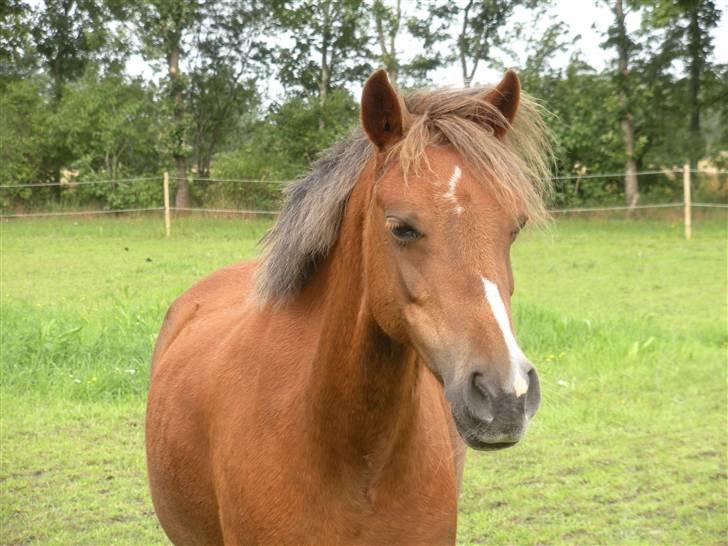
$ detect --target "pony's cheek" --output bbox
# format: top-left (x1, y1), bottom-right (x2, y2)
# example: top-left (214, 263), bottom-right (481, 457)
top-left (402, 305), bottom-right (451, 378)
top-left (393, 255), bottom-right (431, 305)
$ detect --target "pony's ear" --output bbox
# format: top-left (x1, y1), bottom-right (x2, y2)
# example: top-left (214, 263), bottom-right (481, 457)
top-left (480, 69), bottom-right (521, 138)
top-left (361, 69), bottom-right (404, 149)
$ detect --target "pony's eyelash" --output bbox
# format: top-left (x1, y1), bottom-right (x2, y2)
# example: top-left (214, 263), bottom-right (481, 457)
top-left (386, 219), bottom-right (421, 243)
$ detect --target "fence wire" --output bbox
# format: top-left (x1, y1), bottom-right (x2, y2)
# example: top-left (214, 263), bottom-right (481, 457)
top-left (692, 202), bottom-right (728, 208)
top-left (0, 177), bottom-right (160, 189)
top-left (169, 177), bottom-right (290, 185)
top-left (1, 169), bottom-right (726, 220)
top-left (0, 207), bottom-right (164, 219)
top-left (548, 203), bottom-right (685, 213)
top-left (173, 207), bottom-right (280, 215)
top-left (4, 169), bottom-right (727, 188)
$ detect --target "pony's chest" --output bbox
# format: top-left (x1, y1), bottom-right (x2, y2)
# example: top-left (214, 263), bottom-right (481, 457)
top-left (234, 466), bottom-right (458, 545)
top-left (357, 469), bottom-right (459, 544)
top-left (215, 417), bottom-right (459, 544)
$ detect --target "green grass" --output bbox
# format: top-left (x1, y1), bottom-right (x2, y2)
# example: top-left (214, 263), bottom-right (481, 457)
top-left (1, 214), bottom-right (726, 544)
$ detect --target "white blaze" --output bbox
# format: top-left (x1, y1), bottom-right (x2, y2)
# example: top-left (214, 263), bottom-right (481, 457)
top-left (482, 277), bottom-right (529, 397)
top-left (443, 166), bottom-right (463, 214)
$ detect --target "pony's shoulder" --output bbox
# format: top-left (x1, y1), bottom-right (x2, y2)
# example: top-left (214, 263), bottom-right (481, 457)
top-left (150, 259), bottom-right (260, 372)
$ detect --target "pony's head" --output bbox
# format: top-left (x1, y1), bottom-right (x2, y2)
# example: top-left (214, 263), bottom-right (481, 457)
top-left (359, 70), bottom-right (549, 450)
top-left (257, 70), bottom-right (552, 450)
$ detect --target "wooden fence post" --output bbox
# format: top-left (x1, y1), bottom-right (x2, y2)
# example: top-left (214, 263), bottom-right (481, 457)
top-left (163, 171), bottom-right (171, 238)
top-left (683, 163), bottom-right (691, 240)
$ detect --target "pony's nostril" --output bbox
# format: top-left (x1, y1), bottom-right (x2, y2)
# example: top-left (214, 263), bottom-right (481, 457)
top-left (471, 372), bottom-right (489, 398)
top-left (469, 373), bottom-right (495, 423)
top-left (525, 368), bottom-right (541, 419)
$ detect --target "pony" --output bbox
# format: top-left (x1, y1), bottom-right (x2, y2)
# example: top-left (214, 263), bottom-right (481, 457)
top-left (146, 69), bottom-right (552, 545)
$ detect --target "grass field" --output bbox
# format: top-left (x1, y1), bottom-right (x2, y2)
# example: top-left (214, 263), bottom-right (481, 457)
top-left (1, 214), bottom-right (726, 545)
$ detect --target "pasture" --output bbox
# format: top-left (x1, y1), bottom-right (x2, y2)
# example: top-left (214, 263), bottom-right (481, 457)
top-left (1, 214), bottom-right (726, 545)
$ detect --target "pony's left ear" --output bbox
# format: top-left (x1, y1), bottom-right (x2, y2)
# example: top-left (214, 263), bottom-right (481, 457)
top-left (361, 69), bottom-right (404, 150)
top-left (480, 69), bottom-right (521, 138)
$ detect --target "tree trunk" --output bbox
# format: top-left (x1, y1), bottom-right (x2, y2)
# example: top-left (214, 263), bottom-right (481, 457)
top-left (622, 113), bottom-right (638, 207)
top-left (389, 0), bottom-right (400, 83)
top-left (686, 6), bottom-right (702, 172)
top-left (459, 0), bottom-right (475, 87)
top-left (169, 44), bottom-right (190, 208)
top-left (614, 0), bottom-right (639, 207)
top-left (175, 156), bottom-right (189, 208)
top-left (318, 0), bottom-right (332, 131)
top-left (374, 0), bottom-right (400, 83)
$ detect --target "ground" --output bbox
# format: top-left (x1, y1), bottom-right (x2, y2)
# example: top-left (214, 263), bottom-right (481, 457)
top-left (1, 214), bottom-right (726, 545)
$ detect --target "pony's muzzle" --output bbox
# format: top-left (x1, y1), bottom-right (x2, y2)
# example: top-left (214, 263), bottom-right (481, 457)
top-left (448, 365), bottom-right (540, 450)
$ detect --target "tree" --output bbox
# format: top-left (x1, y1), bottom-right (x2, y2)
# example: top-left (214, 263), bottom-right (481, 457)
top-left (136, 0), bottom-right (201, 208)
top-left (372, 0), bottom-right (441, 86)
top-left (0, 76), bottom-right (55, 204)
top-left (526, 60), bottom-right (625, 202)
top-left (605, 0), bottom-right (640, 207)
top-left (411, 0), bottom-right (538, 87)
top-left (137, 0), bottom-right (268, 207)
top-left (51, 69), bottom-right (161, 180)
top-left (275, 0), bottom-right (371, 127)
top-left (373, 0), bottom-right (401, 82)
top-left (186, 1), bottom-right (269, 179)
top-left (207, 89), bottom-right (358, 211)
top-left (0, 0), bottom-right (36, 90)
top-left (188, 69), bottom-right (258, 179)
top-left (29, 0), bottom-right (109, 102)
top-left (640, 0), bottom-right (722, 169)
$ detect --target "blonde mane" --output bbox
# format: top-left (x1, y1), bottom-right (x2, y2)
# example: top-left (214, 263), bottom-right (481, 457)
top-left (256, 84), bottom-right (553, 301)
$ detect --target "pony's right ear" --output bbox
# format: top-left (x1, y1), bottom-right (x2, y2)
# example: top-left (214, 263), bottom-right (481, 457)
top-left (361, 69), bottom-right (403, 150)
top-left (479, 70), bottom-right (521, 138)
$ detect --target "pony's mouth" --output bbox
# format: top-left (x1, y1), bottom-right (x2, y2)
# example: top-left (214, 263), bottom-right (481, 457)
top-left (451, 410), bottom-right (524, 451)
top-left (465, 438), bottom-right (518, 451)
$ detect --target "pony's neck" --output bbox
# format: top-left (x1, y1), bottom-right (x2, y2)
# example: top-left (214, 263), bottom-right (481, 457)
top-left (302, 168), bottom-right (421, 484)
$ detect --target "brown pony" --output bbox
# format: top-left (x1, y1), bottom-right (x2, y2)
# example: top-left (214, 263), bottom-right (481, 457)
top-left (146, 69), bottom-right (552, 545)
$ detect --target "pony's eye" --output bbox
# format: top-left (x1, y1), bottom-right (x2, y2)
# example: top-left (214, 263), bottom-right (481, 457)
top-left (386, 218), bottom-right (421, 242)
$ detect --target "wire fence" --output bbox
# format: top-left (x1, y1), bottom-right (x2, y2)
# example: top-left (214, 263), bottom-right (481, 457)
top-left (2, 167), bottom-right (726, 240)
top-left (5, 168), bottom-right (726, 187)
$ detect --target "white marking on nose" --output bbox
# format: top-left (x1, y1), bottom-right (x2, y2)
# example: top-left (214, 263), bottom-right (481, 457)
top-left (443, 166), bottom-right (463, 214)
top-left (482, 277), bottom-right (529, 397)
top-left (513, 371), bottom-right (528, 398)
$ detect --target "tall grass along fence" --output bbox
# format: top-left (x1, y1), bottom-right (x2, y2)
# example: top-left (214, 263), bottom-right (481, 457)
top-left (2, 165), bottom-right (726, 240)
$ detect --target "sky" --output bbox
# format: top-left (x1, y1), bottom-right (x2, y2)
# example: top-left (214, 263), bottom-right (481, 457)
top-left (126, 0), bottom-right (728, 99)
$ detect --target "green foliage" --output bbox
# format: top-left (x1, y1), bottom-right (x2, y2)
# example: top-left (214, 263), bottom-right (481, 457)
top-left (135, 0), bottom-right (270, 208)
top-left (0, 0), bottom-right (725, 212)
top-left (0, 0), bottom-right (37, 89)
top-left (200, 89), bottom-right (359, 210)
top-left (51, 69), bottom-right (162, 180)
top-left (521, 61), bottom-right (630, 206)
top-left (29, 0), bottom-right (112, 101)
top-left (411, 0), bottom-right (541, 85)
top-left (267, 89), bottom-right (360, 167)
top-left (703, 64), bottom-right (728, 167)
top-left (0, 70), bottom-right (164, 211)
top-left (274, 0), bottom-right (372, 97)
top-left (637, 0), bottom-right (723, 167)
top-left (0, 76), bottom-right (55, 208)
